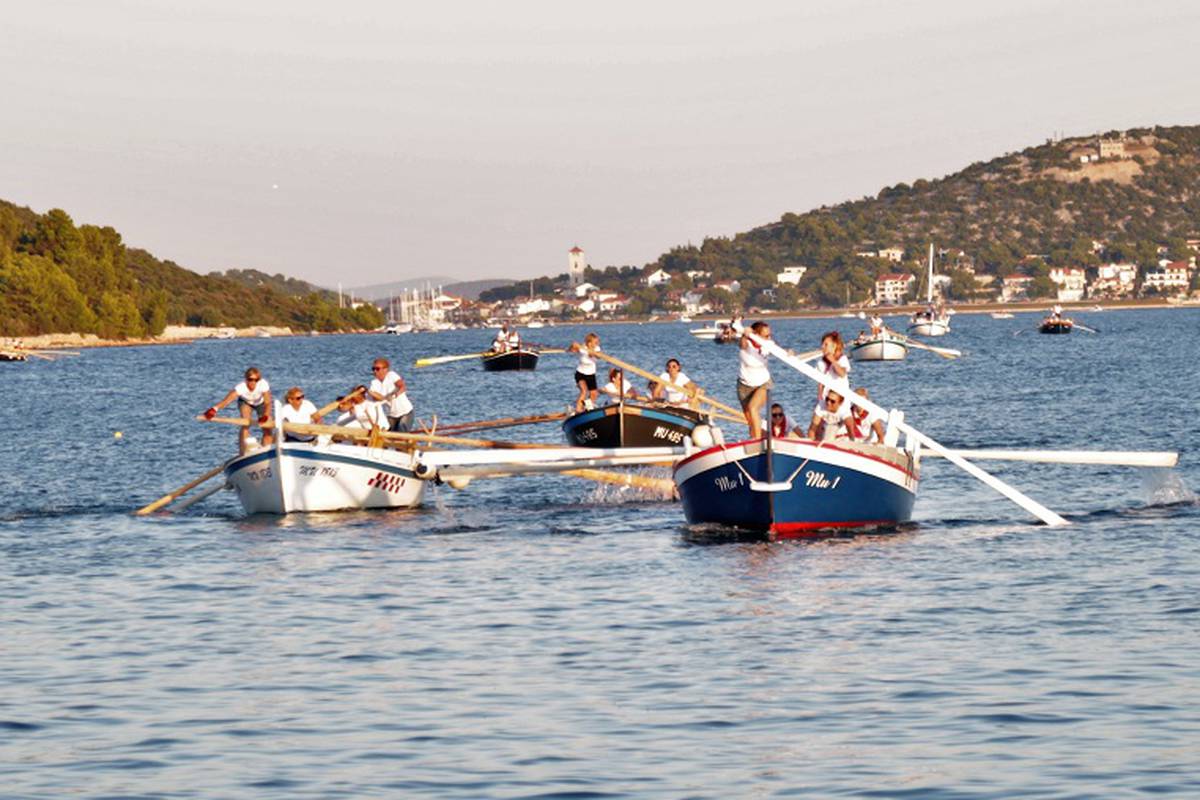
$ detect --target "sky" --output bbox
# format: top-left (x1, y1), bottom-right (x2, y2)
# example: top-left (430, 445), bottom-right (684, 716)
top-left (2, 0), bottom-right (1199, 288)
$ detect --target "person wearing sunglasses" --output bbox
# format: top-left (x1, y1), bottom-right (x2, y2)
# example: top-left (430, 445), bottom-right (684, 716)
top-left (368, 358), bottom-right (415, 432)
top-left (806, 390), bottom-right (853, 442)
top-left (277, 387), bottom-right (321, 443)
top-left (651, 358), bottom-right (696, 406)
top-left (204, 366), bottom-right (274, 454)
top-left (768, 403), bottom-right (798, 439)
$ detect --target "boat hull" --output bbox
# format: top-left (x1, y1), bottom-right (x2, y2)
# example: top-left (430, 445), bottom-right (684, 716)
top-left (482, 350), bottom-right (540, 371)
top-left (224, 442), bottom-right (425, 514)
top-left (562, 403), bottom-right (706, 448)
top-left (850, 336), bottom-right (908, 361)
top-left (907, 318), bottom-right (950, 337)
top-left (1039, 321), bottom-right (1072, 334)
top-left (674, 438), bottom-right (919, 538)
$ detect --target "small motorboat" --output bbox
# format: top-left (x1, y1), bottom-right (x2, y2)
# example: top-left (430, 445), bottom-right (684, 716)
top-left (849, 331), bottom-right (908, 362)
top-left (689, 323), bottom-right (736, 343)
top-left (563, 401), bottom-right (708, 448)
top-left (482, 348), bottom-right (540, 371)
top-left (0, 351), bottom-right (29, 362)
top-left (990, 311), bottom-right (1015, 319)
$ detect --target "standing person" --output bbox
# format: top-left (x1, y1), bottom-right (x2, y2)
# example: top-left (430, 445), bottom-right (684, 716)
top-left (816, 331), bottom-right (850, 409)
top-left (869, 313), bottom-right (884, 336)
top-left (277, 386), bottom-right (321, 443)
top-left (737, 321), bottom-right (773, 437)
top-left (600, 368), bottom-right (640, 405)
top-left (847, 387), bottom-right (887, 444)
top-left (652, 358), bottom-right (696, 406)
top-left (369, 358), bottom-right (414, 432)
top-left (569, 332), bottom-right (601, 412)
top-left (205, 366), bottom-right (273, 455)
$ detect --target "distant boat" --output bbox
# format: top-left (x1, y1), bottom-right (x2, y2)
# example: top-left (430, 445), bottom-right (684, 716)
top-left (849, 331), bottom-right (908, 362)
top-left (1090, 305), bottom-right (1105, 312)
top-left (990, 311), bottom-right (1014, 319)
top-left (908, 244), bottom-right (951, 336)
top-left (526, 319), bottom-right (545, 329)
top-left (385, 323), bottom-right (414, 335)
top-left (677, 315), bottom-right (692, 323)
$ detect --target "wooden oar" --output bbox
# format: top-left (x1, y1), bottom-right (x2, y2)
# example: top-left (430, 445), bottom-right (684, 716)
top-left (923, 449), bottom-right (1177, 468)
top-left (586, 350), bottom-right (745, 419)
top-left (198, 416), bottom-right (560, 450)
top-left (415, 351), bottom-right (492, 368)
top-left (135, 464), bottom-right (226, 515)
top-left (435, 410), bottom-right (571, 434)
top-left (1074, 323), bottom-right (1099, 334)
top-left (562, 468), bottom-right (677, 494)
top-left (734, 323), bottom-right (1069, 526)
top-left (893, 333), bottom-right (961, 359)
top-left (313, 385), bottom-right (365, 420)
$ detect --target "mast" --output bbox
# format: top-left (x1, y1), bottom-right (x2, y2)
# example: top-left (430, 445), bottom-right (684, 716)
top-left (926, 244), bottom-right (934, 304)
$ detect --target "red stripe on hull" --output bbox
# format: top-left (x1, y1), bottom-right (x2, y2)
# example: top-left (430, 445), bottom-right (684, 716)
top-left (769, 519), bottom-right (896, 539)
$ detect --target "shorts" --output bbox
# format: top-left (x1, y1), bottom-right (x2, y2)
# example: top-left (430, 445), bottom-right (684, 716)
top-left (737, 379), bottom-right (772, 407)
top-left (389, 411), bottom-right (414, 433)
top-left (575, 371), bottom-right (597, 391)
top-left (238, 399), bottom-right (265, 418)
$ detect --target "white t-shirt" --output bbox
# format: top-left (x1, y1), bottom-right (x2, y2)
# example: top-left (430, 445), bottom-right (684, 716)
top-left (337, 400), bottom-right (388, 429)
top-left (492, 332), bottom-right (508, 352)
top-left (817, 355), bottom-right (850, 404)
top-left (371, 370), bottom-right (414, 417)
top-left (811, 402), bottom-right (851, 441)
top-left (848, 408), bottom-right (884, 443)
top-left (278, 399), bottom-right (319, 439)
top-left (507, 331), bottom-right (521, 348)
top-left (657, 371), bottom-right (692, 404)
top-left (738, 339), bottom-right (771, 387)
top-left (577, 345), bottom-right (599, 376)
top-left (601, 377), bottom-right (636, 403)
top-left (235, 378), bottom-right (270, 405)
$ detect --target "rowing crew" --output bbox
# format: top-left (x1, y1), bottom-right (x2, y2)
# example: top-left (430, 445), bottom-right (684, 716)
top-left (492, 323), bottom-right (521, 353)
top-left (204, 358), bottom-right (415, 454)
top-left (738, 322), bottom-right (887, 443)
top-left (568, 332), bottom-right (700, 412)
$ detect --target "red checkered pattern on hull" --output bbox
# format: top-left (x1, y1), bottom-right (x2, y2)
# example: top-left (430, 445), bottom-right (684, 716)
top-left (367, 472), bottom-right (407, 493)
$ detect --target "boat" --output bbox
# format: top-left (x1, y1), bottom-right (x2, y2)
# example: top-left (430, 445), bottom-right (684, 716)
top-left (0, 351), bottom-right (28, 362)
top-left (562, 401), bottom-right (708, 448)
top-left (526, 319), bottom-right (545, 329)
top-left (677, 315), bottom-right (692, 323)
top-left (990, 311), bottom-right (1015, 319)
top-left (385, 323), bottom-right (414, 335)
top-left (849, 331), bottom-right (908, 362)
top-left (1090, 305), bottom-right (1105, 312)
top-left (1039, 316), bottom-right (1073, 334)
top-left (675, 435), bottom-right (919, 538)
top-left (224, 440), bottom-right (425, 514)
top-left (688, 323), bottom-right (736, 343)
top-left (908, 244), bottom-right (951, 336)
top-left (482, 348), bottom-right (540, 371)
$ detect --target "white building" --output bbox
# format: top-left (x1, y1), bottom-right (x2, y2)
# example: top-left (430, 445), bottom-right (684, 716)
top-left (1090, 262), bottom-right (1137, 298)
top-left (776, 265), bottom-right (809, 285)
top-left (568, 246), bottom-right (586, 287)
top-left (1048, 267), bottom-right (1087, 302)
top-left (515, 297), bottom-right (552, 316)
top-left (713, 280), bottom-right (741, 293)
top-left (573, 281), bottom-right (599, 298)
top-left (1000, 275), bottom-right (1035, 302)
top-left (878, 247), bottom-right (904, 263)
top-left (681, 290), bottom-right (711, 315)
top-left (874, 273), bottom-right (915, 305)
top-left (1143, 262), bottom-right (1191, 294)
top-left (643, 268), bottom-right (672, 287)
top-left (684, 270), bottom-right (711, 281)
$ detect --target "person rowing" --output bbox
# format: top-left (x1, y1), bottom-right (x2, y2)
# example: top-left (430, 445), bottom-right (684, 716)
top-left (369, 358), bottom-right (414, 432)
top-left (569, 332), bottom-right (601, 411)
top-left (847, 387), bottom-right (886, 444)
top-left (277, 386), bottom-right (321, 442)
top-left (807, 389), bottom-right (853, 441)
top-left (737, 320), bottom-right (772, 437)
top-left (600, 368), bottom-right (640, 405)
top-left (492, 323), bottom-right (511, 353)
top-left (651, 358), bottom-right (698, 406)
top-left (816, 330), bottom-right (850, 409)
top-left (204, 366), bottom-right (273, 455)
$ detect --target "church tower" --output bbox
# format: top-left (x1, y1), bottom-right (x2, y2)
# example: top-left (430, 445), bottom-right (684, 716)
top-left (568, 246), bottom-right (586, 287)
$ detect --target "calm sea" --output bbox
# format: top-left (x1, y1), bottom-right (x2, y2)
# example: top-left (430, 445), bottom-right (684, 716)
top-left (2, 308), bottom-right (1198, 799)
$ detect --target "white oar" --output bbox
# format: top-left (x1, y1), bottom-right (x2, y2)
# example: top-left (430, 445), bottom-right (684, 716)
top-left (733, 323), bottom-right (1069, 526)
top-left (415, 351), bottom-right (492, 367)
top-left (893, 333), bottom-right (962, 359)
top-left (1074, 323), bottom-right (1099, 334)
top-left (923, 449), bottom-right (1177, 468)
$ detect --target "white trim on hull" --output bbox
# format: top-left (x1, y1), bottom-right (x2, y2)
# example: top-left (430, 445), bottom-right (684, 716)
top-left (224, 442), bottom-right (425, 514)
top-left (907, 318), bottom-right (950, 337)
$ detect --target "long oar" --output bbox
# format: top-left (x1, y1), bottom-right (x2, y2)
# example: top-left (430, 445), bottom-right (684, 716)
top-left (734, 324), bottom-right (1069, 526)
top-left (923, 448), bottom-right (1177, 468)
top-left (415, 351), bottom-right (492, 368)
top-left (199, 416), bottom-right (559, 450)
top-left (135, 464), bottom-right (226, 515)
top-left (562, 468), bottom-right (677, 494)
top-left (435, 411), bottom-right (571, 435)
top-left (1074, 323), bottom-right (1099, 334)
top-left (313, 385), bottom-right (366, 420)
top-left (894, 333), bottom-right (962, 359)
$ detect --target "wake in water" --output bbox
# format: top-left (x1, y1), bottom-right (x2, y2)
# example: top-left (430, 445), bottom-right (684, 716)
top-left (1140, 469), bottom-right (1199, 506)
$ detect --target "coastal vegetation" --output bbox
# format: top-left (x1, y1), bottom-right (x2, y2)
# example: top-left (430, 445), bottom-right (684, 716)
top-left (0, 201), bottom-right (383, 337)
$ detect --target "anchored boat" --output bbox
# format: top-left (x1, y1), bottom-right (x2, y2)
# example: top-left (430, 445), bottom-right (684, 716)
top-left (908, 244), bottom-right (951, 336)
top-left (562, 402), bottom-right (707, 448)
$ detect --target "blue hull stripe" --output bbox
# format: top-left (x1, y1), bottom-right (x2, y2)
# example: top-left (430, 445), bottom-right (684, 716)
top-left (563, 406), bottom-right (700, 432)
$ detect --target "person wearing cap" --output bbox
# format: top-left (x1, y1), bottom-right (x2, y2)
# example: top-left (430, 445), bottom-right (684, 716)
top-left (204, 366), bottom-right (274, 454)
top-left (276, 387), bottom-right (321, 443)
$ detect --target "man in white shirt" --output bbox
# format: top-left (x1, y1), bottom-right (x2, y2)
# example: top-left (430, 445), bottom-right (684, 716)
top-left (652, 359), bottom-right (696, 406)
top-left (492, 324), bottom-right (511, 353)
top-left (600, 368), bottom-right (639, 405)
top-left (205, 366), bottom-right (274, 454)
top-left (369, 358), bottom-right (415, 432)
top-left (807, 390), bottom-right (853, 441)
top-left (277, 387), bottom-right (321, 442)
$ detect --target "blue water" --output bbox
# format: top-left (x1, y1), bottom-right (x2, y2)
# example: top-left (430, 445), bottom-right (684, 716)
top-left (2, 308), bottom-right (1198, 798)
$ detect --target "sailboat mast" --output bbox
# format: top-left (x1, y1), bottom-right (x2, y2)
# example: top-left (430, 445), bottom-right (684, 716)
top-left (927, 243), bottom-right (934, 304)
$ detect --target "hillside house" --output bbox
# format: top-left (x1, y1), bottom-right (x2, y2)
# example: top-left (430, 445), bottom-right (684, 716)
top-left (877, 247), bottom-right (904, 263)
top-left (1000, 275), bottom-right (1035, 302)
top-left (776, 266), bottom-right (809, 285)
top-left (1089, 263), bottom-right (1137, 298)
top-left (874, 273), bottom-right (915, 305)
top-left (1048, 267), bottom-right (1087, 302)
top-left (573, 281), bottom-right (599, 298)
top-left (598, 294), bottom-right (630, 314)
top-left (681, 290), bottom-right (711, 315)
top-left (643, 268), bottom-right (672, 287)
top-left (1142, 262), bottom-right (1191, 294)
top-left (713, 280), bottom-right (742, 293)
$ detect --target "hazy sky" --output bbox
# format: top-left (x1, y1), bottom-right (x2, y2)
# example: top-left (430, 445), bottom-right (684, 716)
top-left (2, 1), bottom-right (1198, 287)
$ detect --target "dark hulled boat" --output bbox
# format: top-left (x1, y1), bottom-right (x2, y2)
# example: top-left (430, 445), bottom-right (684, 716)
top-left (562, 402), bottom-right (707, 448)
top-left (1038, 318), bottom-right (1073, 334)
top-left (482, 348), bottom-right (541, 371)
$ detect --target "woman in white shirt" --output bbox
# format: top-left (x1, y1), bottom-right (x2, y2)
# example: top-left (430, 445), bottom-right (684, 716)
top-left (205, 366), bottom-right (274, 454)
top-left (737, 321), bottom-right (773, 438)
top-left (652, 359), bottom-right (695, 406)
top-left (277, 386), bottom-right (321, 442)
top-left (600, 368), bottom-right (639, 405)
top-left (569, 332), bottom-right (601, 412)
top-left (816, 331), bottom-right (850, 409)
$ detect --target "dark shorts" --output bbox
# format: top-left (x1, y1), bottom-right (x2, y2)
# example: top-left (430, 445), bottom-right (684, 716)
top-left (575, 372), bottom-right (597, 391)
top-left (388, 411), bottom-right (414, 433)
top-left (238, 399), bottom-right (265, 418)
top-left (737, 379), bottom-right (772, 407)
